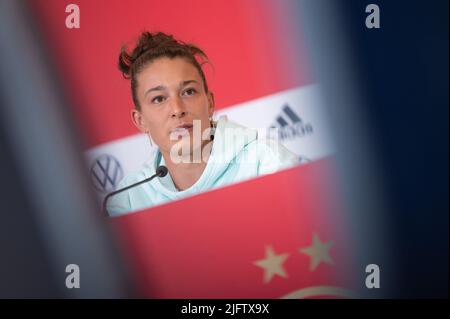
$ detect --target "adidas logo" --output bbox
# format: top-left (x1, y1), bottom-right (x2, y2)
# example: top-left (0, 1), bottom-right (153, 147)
top-left (270, 105), bottom-right (313, 141)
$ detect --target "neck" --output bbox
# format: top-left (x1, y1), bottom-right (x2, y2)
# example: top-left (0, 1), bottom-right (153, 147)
top-left (161, 142), bottom-right (212, 191)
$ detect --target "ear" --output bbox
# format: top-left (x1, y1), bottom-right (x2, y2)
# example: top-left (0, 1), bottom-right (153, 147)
top-left (207, 92), bottom-right (215, 118)
top-left (131, 108), bottom-right (148, 133)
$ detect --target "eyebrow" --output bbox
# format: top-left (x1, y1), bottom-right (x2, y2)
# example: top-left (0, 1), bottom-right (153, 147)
top-left (144, 80), bottom-right (199, 97)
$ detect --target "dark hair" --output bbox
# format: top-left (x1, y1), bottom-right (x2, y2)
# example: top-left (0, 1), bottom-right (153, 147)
top-left (118, 31), bottom-right (209, 110)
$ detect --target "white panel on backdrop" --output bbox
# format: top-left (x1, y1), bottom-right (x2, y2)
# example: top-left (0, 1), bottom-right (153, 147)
top-left (85, 84), bottom-right (334, 196)
top-left (214, 84), bottom-right (335, 162)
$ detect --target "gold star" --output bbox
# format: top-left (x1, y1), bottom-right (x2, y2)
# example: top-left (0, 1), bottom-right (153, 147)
top-left (300, 233), bottom-right (334, 271)
top-left (254, 246), bottom-right (290, 284)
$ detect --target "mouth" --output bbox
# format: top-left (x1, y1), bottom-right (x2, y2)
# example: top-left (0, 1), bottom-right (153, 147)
top-left (170, 123), bottom-right (193, 135)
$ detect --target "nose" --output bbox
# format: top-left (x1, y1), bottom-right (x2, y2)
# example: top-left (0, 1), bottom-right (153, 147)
top-left (170, 96), bottom-right (187, 119)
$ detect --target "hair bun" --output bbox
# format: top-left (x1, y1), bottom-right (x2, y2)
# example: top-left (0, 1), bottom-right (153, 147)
top-left (118, 32), bottom-right (183, 79)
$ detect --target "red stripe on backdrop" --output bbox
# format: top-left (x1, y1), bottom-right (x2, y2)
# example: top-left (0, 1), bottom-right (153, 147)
top-left (111, 157), bottom-right (356, 298)
top-left (28, 0), bottom-right (312, 148)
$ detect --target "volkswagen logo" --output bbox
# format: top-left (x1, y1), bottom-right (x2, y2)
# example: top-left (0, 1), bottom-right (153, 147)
top-left (90, 154), bottom-right (124, 193)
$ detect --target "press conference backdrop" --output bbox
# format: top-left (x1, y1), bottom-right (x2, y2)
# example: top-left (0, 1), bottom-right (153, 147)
top-left (28, 0), bottom-right (333, 201)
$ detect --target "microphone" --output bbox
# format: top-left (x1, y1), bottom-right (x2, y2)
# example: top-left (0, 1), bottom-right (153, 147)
top-left (102, 165), bottom-right (168, 216)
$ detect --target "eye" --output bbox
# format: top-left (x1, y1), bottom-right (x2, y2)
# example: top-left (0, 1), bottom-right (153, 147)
top-left (182, 88), bottom-right (197, 96)
top-left (151, 96), bottom-right (166, 104)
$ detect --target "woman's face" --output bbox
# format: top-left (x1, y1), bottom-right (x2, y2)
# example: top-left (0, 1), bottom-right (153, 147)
top-left (132, 57), bottom-right (214, 158)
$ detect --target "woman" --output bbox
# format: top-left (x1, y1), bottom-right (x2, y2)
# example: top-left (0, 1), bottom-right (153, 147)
top-left (107, 31), bottom-right (299, 216)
